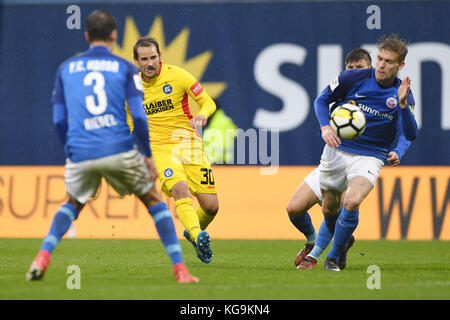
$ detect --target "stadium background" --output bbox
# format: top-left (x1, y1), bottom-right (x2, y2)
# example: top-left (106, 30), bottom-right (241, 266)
top-left (0, 0), bottom-right (448, 240)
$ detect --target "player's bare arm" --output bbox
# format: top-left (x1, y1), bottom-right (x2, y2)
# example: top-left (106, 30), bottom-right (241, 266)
top-left (189, 114), bottom-right (208, 128)
top-left (398, 76), bottom-right (411, 109)
top-left (387, 151), bottom-right (400, 167)
top-left (321, 125), bottom-right (341, 148)
top-left (144, 157), bottom-right (158, 181)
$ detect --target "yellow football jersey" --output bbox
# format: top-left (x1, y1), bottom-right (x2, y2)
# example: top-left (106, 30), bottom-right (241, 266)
top-left (127, 63), bottom-right (216, 147)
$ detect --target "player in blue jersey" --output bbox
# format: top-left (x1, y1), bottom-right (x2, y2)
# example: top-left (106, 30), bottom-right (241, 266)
top-left (309, 34), bottom-right (417, 271)
top-left (289, 49), bottom-right (373, 266)
top-left (292, 49), bottom-right (415, 270)
top-left (26, 10), bottom-right (198, 283)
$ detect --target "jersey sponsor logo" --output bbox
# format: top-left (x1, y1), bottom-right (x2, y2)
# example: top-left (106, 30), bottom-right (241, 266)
top-left (358, 103), bottom-right (394, 120)
top-left (143, 99), bottom-right (174, 115)
top-left (355, 93), bottom-right (366, 98)
top-left (386, 97), bottom-right (398, 108)
top-left (163, 84), bottom-right (173, 94)
top-left (190, 81), bottom-right (204, 97)
top-left (164, 168), bottom-right (174, 178)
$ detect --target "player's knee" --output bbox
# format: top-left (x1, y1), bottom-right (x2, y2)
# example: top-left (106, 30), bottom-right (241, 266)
top-left (67, 196), bottom-right (83, 220)
top-left (203, 200), bottom-right (219, 216)
top-left (322, 205), bottom-right (339, 217)
top-left (342, 197), bottom-right (360, 211)
top-left (139, 185), bottom-right (163, 208)
top-left (286, 202), bottom-right (298, 217)
top-left (170, 182), bottom-right (191, 199)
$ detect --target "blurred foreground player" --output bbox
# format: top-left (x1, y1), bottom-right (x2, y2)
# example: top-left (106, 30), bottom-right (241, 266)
top-left (26, 10), bottom-right (198, 283)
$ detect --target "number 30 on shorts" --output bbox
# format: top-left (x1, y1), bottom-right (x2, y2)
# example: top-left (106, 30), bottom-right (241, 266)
top-left (200, 168), bottom-right (215, 185)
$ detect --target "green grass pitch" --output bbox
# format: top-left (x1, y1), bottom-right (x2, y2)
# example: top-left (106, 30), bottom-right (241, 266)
top-left (1, 238), bottom-right (448, 300)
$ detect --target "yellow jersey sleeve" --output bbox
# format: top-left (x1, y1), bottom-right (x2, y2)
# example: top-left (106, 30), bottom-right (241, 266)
top-left (125, 103), bottom-right (134, 133)
top-left (179, 68), bottom-right (217, 118)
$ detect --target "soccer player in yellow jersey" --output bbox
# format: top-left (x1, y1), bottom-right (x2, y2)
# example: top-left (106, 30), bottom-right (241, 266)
top-left (130, 37), bottom-right (218, 263)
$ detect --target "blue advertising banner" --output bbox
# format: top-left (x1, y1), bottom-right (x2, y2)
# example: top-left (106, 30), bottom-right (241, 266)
top-left (0, 1), bottom-right (449, 165)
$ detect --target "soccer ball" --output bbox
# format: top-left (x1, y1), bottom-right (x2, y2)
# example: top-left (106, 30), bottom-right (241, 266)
top-left (330, 104), bottom-right (366, 140)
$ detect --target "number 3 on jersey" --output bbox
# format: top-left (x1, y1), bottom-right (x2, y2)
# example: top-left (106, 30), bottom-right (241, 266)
top-left (200, 168), bottom-right (215, 185)
top-left (84, 71), bottom-right (108, 115)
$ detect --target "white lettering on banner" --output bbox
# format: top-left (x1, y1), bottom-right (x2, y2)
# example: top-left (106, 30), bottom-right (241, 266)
top-left (364, 42), bottom-right (450, 130)
top-left (253, 43), bottom-right (309, 132)
top-left (401, 43), bottom-right (450, 130)
top-left (366, 5), bottom-right (381, 30)
top-left (317, 45), bottom-right (342, 95)
top-left (66, 5), bottom-right (81, 30)
top-left (254, 41), bottom-right (450, 132)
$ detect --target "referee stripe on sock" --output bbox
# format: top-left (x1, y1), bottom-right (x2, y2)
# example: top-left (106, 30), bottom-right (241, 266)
top-left (153, 210), bottom-right (172, 224)
top-left (60, 206), bottom-right (76, 221)
top-left (165, 244), bottom-right (182, 255)
top-left (43, 234), bottom-right (59, 246)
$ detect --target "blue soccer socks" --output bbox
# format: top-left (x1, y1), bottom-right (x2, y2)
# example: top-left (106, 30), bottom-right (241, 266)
top-left (289, 212), bottom-right (316, 242)
top-left (312, 210), bottom-right (341, 258)
top-left (40, 203), bottom-right (79, 254)
top-left (327, 207), bottom-right (359, 261)
top-left (148, 202), bottom-right (183, 266)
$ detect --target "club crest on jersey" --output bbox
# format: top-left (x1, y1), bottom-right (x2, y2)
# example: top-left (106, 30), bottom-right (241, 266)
top-left (386, 97), bottom-right (397, 108)
top-left (163, 84), bottom-right (173, 94)
top-left (164, 168), bottom-right (174, 178)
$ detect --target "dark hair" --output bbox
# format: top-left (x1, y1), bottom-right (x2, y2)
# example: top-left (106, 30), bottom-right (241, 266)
top-left (133, 37), bottom-right (161, 60)
top-left (85, 10), bottom-right (117, 42)
top-left (377, 34), bottom-right (409, 63)
top-left (345, 48), bottom-right (372, 66)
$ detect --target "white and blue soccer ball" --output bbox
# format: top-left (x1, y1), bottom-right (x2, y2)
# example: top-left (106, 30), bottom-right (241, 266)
top-left (330, 103), bottom-right (366, 140)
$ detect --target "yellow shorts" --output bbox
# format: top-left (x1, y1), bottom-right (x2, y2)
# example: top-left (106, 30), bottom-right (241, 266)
top-left (152, 144), bottom-right (217, 197)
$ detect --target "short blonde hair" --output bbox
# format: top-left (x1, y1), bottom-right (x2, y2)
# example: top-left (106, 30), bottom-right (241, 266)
top-left (377, 34), bottom-right (408, 63)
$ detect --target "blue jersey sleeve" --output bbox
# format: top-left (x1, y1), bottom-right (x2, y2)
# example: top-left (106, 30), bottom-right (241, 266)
top-left (314, 86), bottom-right (333, 127)
top-left (399, 90), bottom-right (418, 141)
top-left (53, 102), bottom-right (68, 145)
top-left (51, 64), bottom-right (65, 105)
top-left (314, 69), bottom-right (371, 127)
top-left (392, 118), bottom-right (412, 160)
top-left (125, 62), bottom-right (144, 99)
top-left (128, 95), bottom-right (151, 157)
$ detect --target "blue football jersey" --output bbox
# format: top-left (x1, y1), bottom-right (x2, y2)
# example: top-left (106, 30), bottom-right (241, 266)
top-left (315, 68), bottom-right (416, 161)
top-left (52, 45), bottom-right (143, 162)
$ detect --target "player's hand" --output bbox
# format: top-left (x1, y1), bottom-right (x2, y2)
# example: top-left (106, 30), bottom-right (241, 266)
top-left (144, 157), bottom-right (158, 182)
top-left (387, 151), bottom-right (400, 167)
top-left (189, 115), bottom-right (207, 128)
top-left (398, 76), bottom-right (411, 109)
top-left (321, 125), bottom-right (341, 148)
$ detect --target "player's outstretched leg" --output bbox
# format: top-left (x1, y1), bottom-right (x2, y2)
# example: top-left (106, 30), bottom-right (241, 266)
top-left (196, 230), bottom-right (213, 261)
top-left (196, 199), bottom-right (218, 231)
top-left (173, 263), bottom-right (199, 283)
top-left (324, 258), bottom-right (340, 271)
top-left (26, 250), bottom-right (51, 281)
top-left (26, 202), bottom-right (80, 281)
top-left (297, 256), bottom-right (317, 270)
top-left (338, 235), bottom-right (355, 270)
top-left (325, 208), bottom-right (359, 271)
top-left (147, 202), bottom-right (199, 282)
top-left (183, 229), bottom-right (213, 264)
top-left (294, 242), bottom-right (314, 267)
